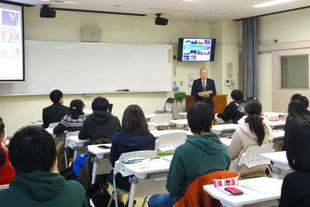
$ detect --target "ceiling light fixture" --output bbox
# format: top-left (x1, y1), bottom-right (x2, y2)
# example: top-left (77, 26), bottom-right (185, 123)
top-left (253, 0), bottom-right (295, 8)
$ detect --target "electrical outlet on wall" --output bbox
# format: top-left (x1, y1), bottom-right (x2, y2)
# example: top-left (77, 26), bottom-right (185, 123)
top-left (180, 81), bottom-right (183, 86)
top-left (173, 81), bottom-right (177, 87)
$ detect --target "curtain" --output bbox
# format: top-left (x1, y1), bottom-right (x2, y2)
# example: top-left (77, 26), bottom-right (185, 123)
top-left (242, 17), bottom-right (258, 99)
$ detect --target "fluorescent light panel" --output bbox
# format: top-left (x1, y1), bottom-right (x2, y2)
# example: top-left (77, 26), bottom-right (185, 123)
top-left (253, 0), bottom-right (295, 8)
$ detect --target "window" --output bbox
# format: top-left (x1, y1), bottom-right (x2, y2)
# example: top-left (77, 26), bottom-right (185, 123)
top-left (280, 55), bottom-right (309, 89)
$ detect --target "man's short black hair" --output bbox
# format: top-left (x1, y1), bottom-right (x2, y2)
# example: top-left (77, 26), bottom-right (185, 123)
top-left (49, 89), bottom-right (63, 103)
top-left (9, 126), bottom-right (56, 173)
top-left (92, 97), bottom-right (109, 111)
top-left (287, 121), bottom-right (310, 172)
top-left (187, 102), bottom-right (214, 134)
top-left (231, 90), bottom-right (243, 102)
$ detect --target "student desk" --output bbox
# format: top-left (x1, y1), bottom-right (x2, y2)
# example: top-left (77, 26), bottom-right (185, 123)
top-left (66, 135), bottom-right (89, 161)
top-left (170, 119), bottom-right (188, 128)
top-left (212, 124), bottom-right (238, 135)
top-left (178, 112), bottom-right (187, 117)
top-left (219, 137), bottom-right (232, 146)
top-left (121, 156), bottom-right (172, 207)
top-left (150, 129), bottom-right (192, 138)
top-left (31, 120), bottom-right (43, 126)
top-left (87, 144), bottom-right (113, 184)
top-left (145, 114), bottom-right (156, 119)
top-left (272, 130), bottom-right (284, 140)
top-left (45, 127), bottom-right (54, 135)
top-left (203, 177), bottom-right (283, 207)
top-left (266, 120), bottom-right (286, 129)
top-left (261, 151), bottom-right (290, 178)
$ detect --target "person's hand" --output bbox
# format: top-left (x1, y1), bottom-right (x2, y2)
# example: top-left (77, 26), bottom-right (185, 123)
top-left (204, 94), bottom-right (210, 98)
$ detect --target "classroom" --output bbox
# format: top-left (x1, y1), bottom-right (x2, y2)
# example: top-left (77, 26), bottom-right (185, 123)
top-left (0, 0), bottom-right (310, 206)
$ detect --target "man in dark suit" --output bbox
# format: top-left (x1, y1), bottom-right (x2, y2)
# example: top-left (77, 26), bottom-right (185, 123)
top-left (42, 89), bottom-right (69, 128)
top-left (191, 68), bottom-right (217, 108)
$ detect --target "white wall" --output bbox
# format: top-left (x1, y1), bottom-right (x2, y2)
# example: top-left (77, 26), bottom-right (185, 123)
top-left (258, 7), bottom-right (310, 111)
top-left (0, 8), bottom-right (242, 136)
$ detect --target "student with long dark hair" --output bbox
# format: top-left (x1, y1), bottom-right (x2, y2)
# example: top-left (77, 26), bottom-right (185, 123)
top-left (53, 99), bottom-right (88, 135)
top-left (279, 121), bottom-right (310, 207)
top-left (282, 99), bottom-right (309, 151)
top-left (229, 101), bottom-right (273, 176)
top-left (109, 104), bottom-right (155, 204)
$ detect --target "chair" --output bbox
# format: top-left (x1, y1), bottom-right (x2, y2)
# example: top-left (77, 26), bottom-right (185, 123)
top-left (108, 150), bottom-right (166, 207)
top-left (156, 132), bottom-right (187, 154)
top-left (173, 170), bottom-right (240, 207)
top-left (148, 113), bottom-right (171, 129)
top-left (237, 143), bottom-right (274, 176)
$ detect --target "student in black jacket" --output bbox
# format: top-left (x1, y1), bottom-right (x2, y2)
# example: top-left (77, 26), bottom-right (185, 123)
top-left (216, 89), bottom-right (245, 123)
top-left (108, 104), bottom-right (155, 205)
top-left (78, 97), bottom-right (121, 142)
top-left (279, 121), bottom-right (310, 207)
top-left (42, 90), bottom-right (69, 128)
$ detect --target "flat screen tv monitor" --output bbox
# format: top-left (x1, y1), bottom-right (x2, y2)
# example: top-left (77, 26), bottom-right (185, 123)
top-left (0, 2), bottom-right (24, 81)
top-left (178, 38), bottom-right (216, 62)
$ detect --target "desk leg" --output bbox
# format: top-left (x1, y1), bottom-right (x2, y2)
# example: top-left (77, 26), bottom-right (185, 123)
top-left (128, 177), bottom-right (138, 207)
top-left (91, 161), bottom-right (97, 185)
top-left (73, 149), bottom-right (78, 161)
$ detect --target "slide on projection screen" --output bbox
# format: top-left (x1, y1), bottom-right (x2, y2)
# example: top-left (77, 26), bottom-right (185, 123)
top-left (0, 2), bottom-right (24, 81)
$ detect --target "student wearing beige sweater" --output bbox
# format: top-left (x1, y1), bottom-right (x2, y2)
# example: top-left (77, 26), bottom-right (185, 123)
top-left (229, 101), bottom-right (273, 177)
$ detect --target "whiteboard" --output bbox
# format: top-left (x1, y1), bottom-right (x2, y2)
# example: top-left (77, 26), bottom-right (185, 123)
top-left (0, 40), bottom-right (172, 95)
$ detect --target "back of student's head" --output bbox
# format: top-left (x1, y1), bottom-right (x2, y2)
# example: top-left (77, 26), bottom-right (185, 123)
top-left (246, 96), bottom-right (258, 102)
top-left (49, 89), bottom-right (63, 104)
top-left (231, 90), bottom-right (243, 102)
top-left (302, 96), bottom-right (309, 110)
top-left (187, 102), bottom-right (214, 134)
top-left (68, 99), bottom-right (85, 119)
top-left (92, 97), bottom-right (109, 112)
top-left (290, 93), bottom-right (303, 102)
top-left (288, 100), bottom-right (307, 121)
top-left (245, 101), bottom-right (265, 146)
top-left (9, 126), bottom-right (56, 173)
top-left (286, 121), bottom-right (310, 172)
top-left (122, 104), bottom-right (149, 135)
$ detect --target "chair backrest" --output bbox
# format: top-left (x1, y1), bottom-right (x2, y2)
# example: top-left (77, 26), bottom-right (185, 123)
top-left (48, 122), bottom-right (59, 128)
top-left (173, 170), bottom-right (240, 207)
top-left (238, 143), bottom-right (274, 169)
top-left (157, 132), bottom-right (187, 153)
top-left (149, 113), bottom-right (171, 125)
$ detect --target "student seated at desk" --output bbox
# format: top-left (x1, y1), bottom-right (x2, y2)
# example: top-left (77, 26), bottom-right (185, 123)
top-left (109, 105), bottom-right (155, 205)
top-left (290, 93), bottom-right (310, 116)
top-left (216, 89), bottom-right (245, 123)
top-left (283, 100), bottom-right (309, 151)
top-left (229, 101), bottom-right (272, 177)
top-left (79, 97), bottom-right (121, 142)
top-left (0, 118), bottom-right (15, 185)
top-left (280, 121), bottom-right (310, 207)
top-left (53, 99), bottom-right (88, 136)
top-left (148, 102), bottom-right (230, 207)
top-left (42, 89), bottom-right (69, 128)
top-left (0, 126), bottom-right (86, 207)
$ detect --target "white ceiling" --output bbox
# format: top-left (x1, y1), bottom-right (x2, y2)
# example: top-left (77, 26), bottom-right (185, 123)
top-left (8, 0), bottom-right (310, 20)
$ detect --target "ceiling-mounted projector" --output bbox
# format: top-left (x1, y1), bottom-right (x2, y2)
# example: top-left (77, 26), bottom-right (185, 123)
top-left (155, 13), bottom-right (168, 26)
top-left (40, 5), bottom-right (56, 18)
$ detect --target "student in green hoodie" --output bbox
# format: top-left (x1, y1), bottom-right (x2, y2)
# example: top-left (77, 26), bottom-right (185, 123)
top-left (0, 126), bottom-right (87, 207)
top-left (148, 102), bottom-right (230, 207)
